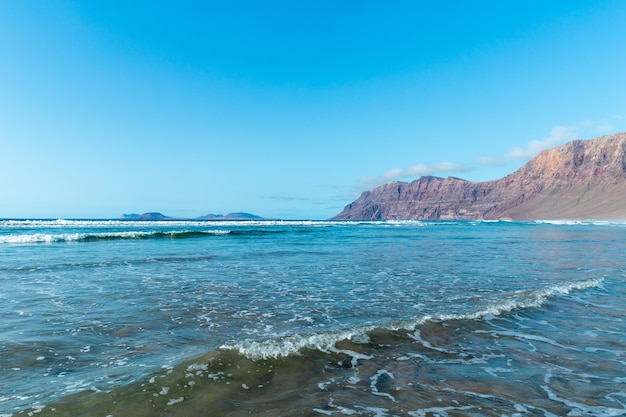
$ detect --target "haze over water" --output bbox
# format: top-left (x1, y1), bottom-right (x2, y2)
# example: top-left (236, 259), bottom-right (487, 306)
top-left (1, 219), bottom-right (625, 416)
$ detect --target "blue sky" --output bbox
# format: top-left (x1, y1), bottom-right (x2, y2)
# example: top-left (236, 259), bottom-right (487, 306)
top-left (1, 1), bottom-right (625, 219)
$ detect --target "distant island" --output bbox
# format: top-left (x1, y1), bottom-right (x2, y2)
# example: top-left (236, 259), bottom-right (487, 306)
top-left (333, 132), bottom-right (626, 221)
top-left (120, 212), bottom-right (266, 221)
top-left (197, 212), bottom-right (266, 221)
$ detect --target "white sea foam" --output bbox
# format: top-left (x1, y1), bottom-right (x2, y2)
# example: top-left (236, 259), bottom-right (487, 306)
top-left (0, 231), bottom-right (154, 245)
top-left (542, 369), bottom-right (626, 416)
top-left (386, 277), bottom-right (605, 335)
top-left (222, 278), bottom-right (604, 360)
top-left (221, 328), bottom-right (378, 360)
top-left (0, 229), bottom-right (232, 245)
top-left (0, 219), bottom-right (330, 228)
top-left (3, 218), bottom-right (621, 246)
top-left (0, 219), bottom-right (441, 230)
top-left (369, 370), bottom-right (396, 401)
top-left (166, 397), bottom-right (184, 406)
top-left (3, 218), bottom-right (626, 231)
top-left (0, 219), bottom-right (135, 228)
top-left (534, 219), bottom-right (626, 227)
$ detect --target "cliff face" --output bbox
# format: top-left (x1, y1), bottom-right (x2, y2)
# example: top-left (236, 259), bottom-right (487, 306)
top-left (333, 133), bottom-right (626, 220)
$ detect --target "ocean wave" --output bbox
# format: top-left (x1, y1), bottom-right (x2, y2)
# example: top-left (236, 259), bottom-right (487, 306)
top-left (0, 219), bottom-right (355, 228)
top-left (0, 230), bottom-right (231, 245)
top-left (0, 219), bottom-right (465, 229)
top-left (222, 277), bottom-right (604, 360)
top-left (3, 218), bottom-right (626, 230)
top-left (534, 219), bottom-right (626, 227)
top-left (0, 220), bottom-right (438, 244)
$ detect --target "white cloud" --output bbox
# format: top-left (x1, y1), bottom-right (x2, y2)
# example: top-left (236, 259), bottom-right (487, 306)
top-left (363, 161), bottom-right (471, 186)
top-left (356, 118), bottom-right (620, 191)
top-left (506, 120), bottom-right (616, 160)
top-left (506, 125), bottom-right (578, 159)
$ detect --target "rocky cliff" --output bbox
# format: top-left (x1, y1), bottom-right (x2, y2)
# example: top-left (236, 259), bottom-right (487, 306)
top-left (333, 133), bottom-right (626, 220)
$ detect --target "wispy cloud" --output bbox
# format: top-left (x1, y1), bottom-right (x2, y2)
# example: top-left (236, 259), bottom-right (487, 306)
top-left (355, 118), bottom-right (621, 193)
top-left (505, 120), bottom-right (616, 160)
top-left (505, 125), bottom-right (579, 159)
top-left (363, 161), bottom-right (471, 186)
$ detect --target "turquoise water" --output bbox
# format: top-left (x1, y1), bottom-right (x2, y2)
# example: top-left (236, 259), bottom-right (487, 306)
top-left (0, 219), bottom-right (625, 416)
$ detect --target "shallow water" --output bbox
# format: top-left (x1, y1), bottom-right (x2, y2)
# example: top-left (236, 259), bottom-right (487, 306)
top-left (0, 219), bottom-right (625, 416)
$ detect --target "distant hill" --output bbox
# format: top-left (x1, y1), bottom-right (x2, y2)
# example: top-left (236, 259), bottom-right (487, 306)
top-left (120, 212), bottom-right (266, 221)
top-left (197, 212), bottom-right (265, 221)
top-left (120, 212), bottom-right (171, 221)
top-left (333, 132), bottom-right (626, 220)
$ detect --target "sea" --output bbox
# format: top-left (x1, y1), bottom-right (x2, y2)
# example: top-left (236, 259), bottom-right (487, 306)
top-left (0, 219), bottom-right (625, 417)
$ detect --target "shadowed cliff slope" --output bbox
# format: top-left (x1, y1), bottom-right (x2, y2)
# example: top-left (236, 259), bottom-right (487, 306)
top-left (333, 133), bottom-right (626, 220)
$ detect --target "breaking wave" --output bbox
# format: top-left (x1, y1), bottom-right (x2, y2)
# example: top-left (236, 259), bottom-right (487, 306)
top-left (534, 219), bottom-right (626, 226)
top-left (0, 230), bottom-right (231, 245)
top-left (222, 277), bottom-right (604, 360)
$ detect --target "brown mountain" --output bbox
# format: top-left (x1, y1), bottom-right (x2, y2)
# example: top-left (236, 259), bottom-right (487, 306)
top-left (333, 132), bottom-right (626, 221)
